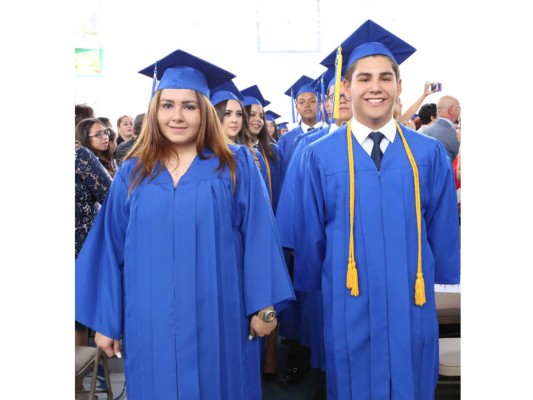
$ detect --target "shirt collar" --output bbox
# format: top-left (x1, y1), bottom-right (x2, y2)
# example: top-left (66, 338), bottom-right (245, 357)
top-left (350, 117), bottom-right (397, 145)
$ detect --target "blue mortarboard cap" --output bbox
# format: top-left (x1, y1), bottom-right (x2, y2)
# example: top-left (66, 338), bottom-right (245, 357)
top-left (138, 49), bottom-right (236, 98)
top-left (284, 75), bottom-right (318, 98)
top-left (320, 19), bottom-right (416, 72)
top-left (265, 110), bottom-right (281, 122)
top-left (241, 85), bottom-right (270, 107)
top-left (209, 80), bottom-right (244, 106)
top-left (277, 122), bottom-right (288, 130)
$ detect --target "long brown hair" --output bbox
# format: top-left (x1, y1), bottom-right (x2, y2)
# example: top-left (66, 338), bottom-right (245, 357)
top-left (126, 90), bottom-right (236, 193)
top-left (244, 104), bottom-right (278, 163)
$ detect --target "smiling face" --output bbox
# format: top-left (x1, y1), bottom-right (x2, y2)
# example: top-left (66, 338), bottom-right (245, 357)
top-left (344, 55), bottom-right (402, 130)
top-left (157, 89), bottom-right (201, 151)
top-left (247, 104), bottom-right (264, 137)
top-left (221, 99), bottom-right (243, 141)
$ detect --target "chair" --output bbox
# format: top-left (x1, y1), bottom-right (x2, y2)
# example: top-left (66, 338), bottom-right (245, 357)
top-left (75, 346), bottom-right (113, 399)
top-left (435, 291), bottom-right (460, 325)
top-left (435, 291), bottom-right (460, 337)
top-left (438, 337), bottom-right (460, 384)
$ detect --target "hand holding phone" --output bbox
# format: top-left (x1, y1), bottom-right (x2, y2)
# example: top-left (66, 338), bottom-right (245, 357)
top-left (430, 82), bottom-right (442, 92)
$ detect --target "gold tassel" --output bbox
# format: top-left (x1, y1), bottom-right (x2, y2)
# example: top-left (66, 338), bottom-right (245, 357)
top-left (346, 121), bottom-right (359, 297)
top-left (333, 45), bottom-right (342, 120)
top-left (415, 272), bottom-right (426, 306)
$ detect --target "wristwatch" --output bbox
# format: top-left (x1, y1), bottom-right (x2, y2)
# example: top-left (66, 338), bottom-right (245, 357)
top-left (255, 309), bottom-right (276, 322)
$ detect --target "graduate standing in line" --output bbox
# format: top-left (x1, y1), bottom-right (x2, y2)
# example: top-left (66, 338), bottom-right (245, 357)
top-left (75, 49), bottom-right (295, 400)
top-left (292, 20), bottom-right (460, 400)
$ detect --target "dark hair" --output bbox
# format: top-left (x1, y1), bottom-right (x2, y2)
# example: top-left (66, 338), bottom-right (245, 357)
top-left (418, 103), bottom-right (437, 125)
top-left (244, 104), bottom-right (278, 163)
top-left (266, 120), bottom-right (280, 141)
top-left (76, 118), bottom-right (116, 177)
top-left (75, 104), bottom-right (94, 129)
top-left (345, 55), bottom-right (401, 84)
top-left (97, 116), bottom-right (110, 126)
top-left (133, 113), bottom-right (146, 136)
top-left (215, 100), bottom-right (260, 166)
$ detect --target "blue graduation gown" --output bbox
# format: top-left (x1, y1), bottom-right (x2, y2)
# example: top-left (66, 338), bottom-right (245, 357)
top-left (275, 125), bottom-right (331, 370)
top-left (276, 124), bottom-right (304, 176)
top-left (76, 145), bottom-right (295, 400)
top-left (292, 125), bottom-right (460, 400)
top-left (255, 143), bottom-right (284, 214)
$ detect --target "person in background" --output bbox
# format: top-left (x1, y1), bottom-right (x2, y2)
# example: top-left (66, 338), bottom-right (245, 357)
top-left (98, 116), bottom-right (119, 159)
top-left (75, 131), bottom-right (112, 395)
top-left (292, 20), bottom-right (460, 399)
top-left (265, 110), bottom-right (281, 141)
top-left (395, 81), bottom-right (440, 124)
top-left (276, 67), bottom-right (354, 399)
top-left (75, 49), bottom-right (294, 400)
top-left (417, 102), bottom-right (437, 132)
top-left (277, 122), bottom-right (289, 136)
top-left (423, 95), bottom-right (462, 162)
top-left (276, 76), bottom-right (322, 174)
top-left (115, 113), bottom-right (146, 166)
top-left (242, 85), bottom-right (284, 213)
top-left (76, 118), bottom-right (117, 177)
top-left (116, 114), bottom-right (134, 146)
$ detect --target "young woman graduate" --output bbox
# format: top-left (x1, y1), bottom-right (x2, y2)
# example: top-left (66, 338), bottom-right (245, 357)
top-left (75, 49), bottom-right (295, 400)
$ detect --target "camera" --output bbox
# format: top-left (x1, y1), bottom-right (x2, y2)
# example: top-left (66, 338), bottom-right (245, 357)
top-left (430, 82), bottom-right (442, 92)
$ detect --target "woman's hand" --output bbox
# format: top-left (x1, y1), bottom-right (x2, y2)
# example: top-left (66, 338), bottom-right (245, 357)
top-left (95, 331), bottom-right (122, 359)
top-left (249, 315), bottom-right (278, 339)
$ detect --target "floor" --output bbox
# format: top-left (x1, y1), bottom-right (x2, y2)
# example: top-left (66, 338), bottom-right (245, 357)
top-left (80, 331), bottom-right (460, 399)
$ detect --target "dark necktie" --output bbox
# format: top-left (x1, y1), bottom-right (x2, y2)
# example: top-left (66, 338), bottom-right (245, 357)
top-left (307, 127), bottom-right (313, 132)
top-left (369, 131), bottom-right (385, 170)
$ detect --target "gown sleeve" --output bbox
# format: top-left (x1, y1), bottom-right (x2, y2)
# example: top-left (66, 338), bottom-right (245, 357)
top-left (233, 147), bottom-right (295, 315)
top-left (75, 164), bottom-right (130, 339)
top-left (275, 137), bottom-right (308, 249)
top-left (425, 141), bottom-right (461, 284)
top-left (292, 145), bottom-right (327, 292)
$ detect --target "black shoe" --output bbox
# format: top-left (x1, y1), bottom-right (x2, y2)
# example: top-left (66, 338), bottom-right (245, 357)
top-left (279, 367), bottom-right (309, 387)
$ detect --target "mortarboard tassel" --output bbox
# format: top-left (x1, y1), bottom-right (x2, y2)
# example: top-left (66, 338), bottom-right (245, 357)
top-left (395, 120), bottom-right (425, 306)
top-left (151, 62), bottom-right (158, 98)
top-left (345, 120), bottom-right (359, 296)
top-left (333, 45), bottom-right (342, 120)
top-left (290, 88), bottom-right (296, 124)
top-left (320, 75), bottom-right (329, 125)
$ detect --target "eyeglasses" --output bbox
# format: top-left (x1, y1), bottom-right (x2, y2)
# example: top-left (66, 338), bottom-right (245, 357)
top-left (326, 93), bottom-right (351, 102)
top-left (88, 128), bottom-right (111, 139)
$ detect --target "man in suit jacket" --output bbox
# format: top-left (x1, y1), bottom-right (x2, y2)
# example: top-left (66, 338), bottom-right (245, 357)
top-left (423, 95), bottom-right (461, 161)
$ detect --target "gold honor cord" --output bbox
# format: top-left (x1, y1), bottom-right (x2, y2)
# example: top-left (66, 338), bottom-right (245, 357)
top-left (261, 146), bottom-right (273, 203)
top-left (333, 45), bottom-right (343, 120)
top-left (346, 120), bottom-right (425, 306)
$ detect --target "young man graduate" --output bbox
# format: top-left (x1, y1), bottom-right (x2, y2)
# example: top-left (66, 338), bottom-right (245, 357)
top-left (291, 20), bottom-right (460, 400)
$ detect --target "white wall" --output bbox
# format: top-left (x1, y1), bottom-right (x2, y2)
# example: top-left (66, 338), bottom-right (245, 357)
top-left (74, 0), bottom-right (470, 127)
